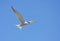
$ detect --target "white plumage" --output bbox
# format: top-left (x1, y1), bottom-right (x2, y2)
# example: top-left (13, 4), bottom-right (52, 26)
top-left (11, 6), bottom-right (34, 29)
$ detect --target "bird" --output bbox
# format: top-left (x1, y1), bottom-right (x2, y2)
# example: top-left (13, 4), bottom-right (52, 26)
top-left (11, 6), bottom-right (34, 29)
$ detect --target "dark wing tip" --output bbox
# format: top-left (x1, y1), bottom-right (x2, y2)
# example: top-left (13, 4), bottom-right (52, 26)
top-left (11, 6), bottom-right (16, 12)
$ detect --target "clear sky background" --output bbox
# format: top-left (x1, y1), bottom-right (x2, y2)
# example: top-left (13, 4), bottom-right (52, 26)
top-left (0, 0), bottom-right (60, 41)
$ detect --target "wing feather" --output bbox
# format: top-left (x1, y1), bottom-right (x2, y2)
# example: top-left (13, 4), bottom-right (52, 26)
top-left (11, 6), bottom-right (25, 24)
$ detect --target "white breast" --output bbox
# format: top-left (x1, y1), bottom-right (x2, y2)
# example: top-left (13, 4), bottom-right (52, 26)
top-left (25, 21), bottom-right (29, 24)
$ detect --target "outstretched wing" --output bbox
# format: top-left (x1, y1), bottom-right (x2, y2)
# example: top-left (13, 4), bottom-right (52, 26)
top-left (11, 6), bottom-right (25, 24)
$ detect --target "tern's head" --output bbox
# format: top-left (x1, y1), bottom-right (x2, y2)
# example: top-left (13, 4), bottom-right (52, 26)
top-left (16, 24), bottom-right (23, 29)
top-left (16, 24), bottom-right (20, 27)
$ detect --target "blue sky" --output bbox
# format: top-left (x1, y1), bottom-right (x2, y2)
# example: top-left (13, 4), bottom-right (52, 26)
top-left (0, 0), bottom-right (60, 41)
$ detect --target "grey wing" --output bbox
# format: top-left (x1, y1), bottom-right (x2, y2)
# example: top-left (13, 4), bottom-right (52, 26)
top-left (11, 6), bottom-right (25, 24)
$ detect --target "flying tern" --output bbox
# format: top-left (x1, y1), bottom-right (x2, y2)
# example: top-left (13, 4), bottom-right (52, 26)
top-left (11, 6), bottom-right (34, 29)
